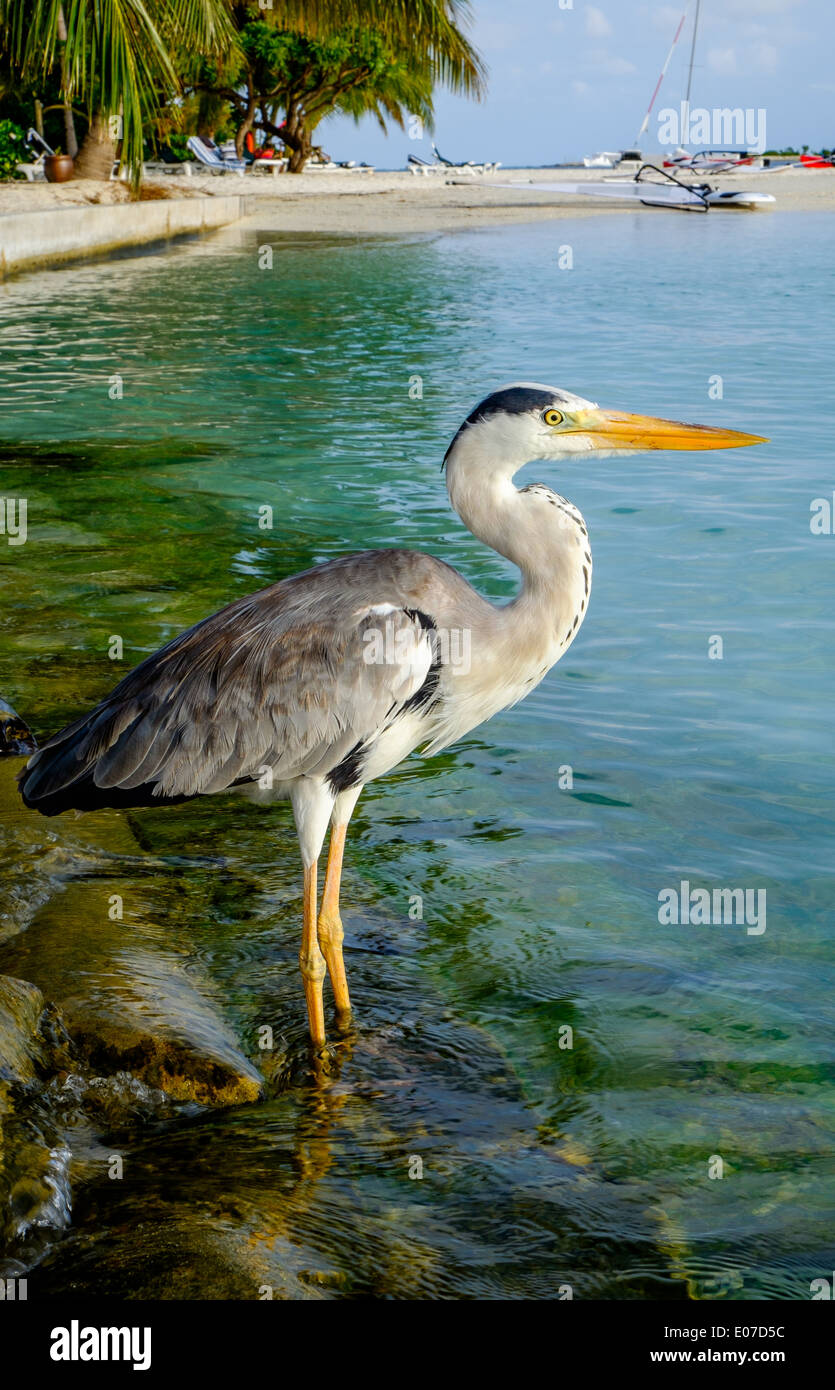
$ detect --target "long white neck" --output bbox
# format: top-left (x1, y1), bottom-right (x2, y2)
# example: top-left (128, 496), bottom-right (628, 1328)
top-left (444, 426), bottom-right (589, 622)
top-left (413, 423), bottom-right (592, 756)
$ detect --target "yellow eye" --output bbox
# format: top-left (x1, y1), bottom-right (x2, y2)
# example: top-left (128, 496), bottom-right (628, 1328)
top-left (543, 409), bottom-right (564, 427)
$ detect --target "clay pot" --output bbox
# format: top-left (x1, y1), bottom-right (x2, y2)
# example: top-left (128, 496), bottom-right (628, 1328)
top-left (44, 154), bottom-right (75, 183)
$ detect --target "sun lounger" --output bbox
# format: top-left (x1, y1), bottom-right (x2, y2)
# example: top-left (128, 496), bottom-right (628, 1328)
top-left (186, 136), bottom-right (246, 175)
top-left (18, 130), bottom-right (49, 180)
top-left (304, 157), bottom-right (374, 174)
top-left (408, 153), bottom-right (445, 176)
top-left (431, 143), bottom-right (501, 175)
top-left (248, 157), bottom-right (289, 177)
top-left (142, 160), bottom-right (192, 177)
top-left (16, 158), bottom-right (45, 181)
top-left (110, 160), bottom-right (192, 180)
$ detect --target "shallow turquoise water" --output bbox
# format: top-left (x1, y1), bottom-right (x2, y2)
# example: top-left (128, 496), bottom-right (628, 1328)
top-left (0, 209), bottom-right (832, 1298)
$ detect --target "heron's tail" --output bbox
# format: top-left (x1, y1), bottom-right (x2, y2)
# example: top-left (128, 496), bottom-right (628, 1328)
top-left (17, 701), bottom-right (185, 817)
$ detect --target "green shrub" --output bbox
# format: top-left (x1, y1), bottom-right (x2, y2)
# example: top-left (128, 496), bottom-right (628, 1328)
top-left (0, 119), bottom-right (27, 179)
top-left (165, 131), bottom-right (191, 162)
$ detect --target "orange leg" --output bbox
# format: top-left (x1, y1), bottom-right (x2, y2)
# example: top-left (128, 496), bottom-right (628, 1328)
top-left (317, 822), bottom-right (351, 1017)
top-left (299, 861), bottom-right (326, 1046)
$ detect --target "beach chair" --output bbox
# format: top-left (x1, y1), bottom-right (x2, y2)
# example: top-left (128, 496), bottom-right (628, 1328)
top-left (248, 156), bottom-right (288, 178)
top-left (186, 136), bottom-right (246, 175)
top-left (407, 153), bottom-right (444, 177)
top-left (142, 161), bottom-right (193, 177)
top-left (16, 156), bottom-right (45, 181)
top-left (142, 147), bottom-right (193, 176)
top-left (431, 143), bottom-right (500, 176)
top-left (18, 129), bottom-right (49, 180)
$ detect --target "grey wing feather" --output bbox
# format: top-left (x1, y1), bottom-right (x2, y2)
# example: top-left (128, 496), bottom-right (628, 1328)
top-left (19, 551), bottom-right (446, 815)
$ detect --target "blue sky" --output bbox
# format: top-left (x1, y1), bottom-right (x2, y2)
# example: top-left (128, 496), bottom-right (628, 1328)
top-left (319, 0), bottom-right (834, 167)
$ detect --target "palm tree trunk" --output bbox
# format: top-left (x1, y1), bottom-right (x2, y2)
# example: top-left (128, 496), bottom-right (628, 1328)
top-left (62, 103), bottom-right (79, 160)
top-left (56, 6), bottom-right (79, 159)
top-left (74, 114), bottom-right (117, 180)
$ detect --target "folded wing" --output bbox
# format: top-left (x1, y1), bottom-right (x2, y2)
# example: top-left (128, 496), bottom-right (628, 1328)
top-left (18, 563), bottom-right (438, 816)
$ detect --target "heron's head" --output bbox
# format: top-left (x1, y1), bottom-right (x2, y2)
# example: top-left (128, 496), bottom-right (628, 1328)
top-left (444, 382), bottom-right (767, 473)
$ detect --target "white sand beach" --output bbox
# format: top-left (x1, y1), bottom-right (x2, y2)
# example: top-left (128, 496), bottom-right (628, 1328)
top-left (1, 165), bottom-right (833, 239)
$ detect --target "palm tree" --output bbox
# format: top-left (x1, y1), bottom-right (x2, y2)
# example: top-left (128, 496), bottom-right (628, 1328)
top-left (1, 0), bottom-right (234, 180)
top-left (0, 0), bottom-right (482, 181)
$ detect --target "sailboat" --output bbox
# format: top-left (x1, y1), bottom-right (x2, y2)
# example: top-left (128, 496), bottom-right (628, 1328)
top-left (660, 0), bottom-right (765, 172)
top-left (581, 7), bottom-right (689, 170)
top-left (583, 152), bottom-right (624, 169)
top-left (571, 1), bottom-right (775, 210)
top-left (664, 149), bottom-right (765, 171)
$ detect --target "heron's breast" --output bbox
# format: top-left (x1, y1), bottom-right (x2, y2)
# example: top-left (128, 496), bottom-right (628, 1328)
top-left (359, 711), bottom-right (433, 782)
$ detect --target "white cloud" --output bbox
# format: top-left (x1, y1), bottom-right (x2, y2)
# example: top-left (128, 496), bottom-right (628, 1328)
top-left (479, 21), bottom-right (521, 52)
top-left (572, 80), bottom-right (591, 96)
top-left (595, 54), bottom-right (638, 76)
top-left (750, 40), bottom-right (779, 72)
top-left (726, 0), bottom-right (798, 13)
top-left (585, 5), bottom-right (613, 38)
top-left (651, 5), bottom-right (687, 29)
top-left (583, 46), bottom-right (637, 77)
top-left (707, 47), bottom-right (739, 74)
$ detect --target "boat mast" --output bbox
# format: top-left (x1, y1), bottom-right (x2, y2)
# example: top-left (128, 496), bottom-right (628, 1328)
top-left (684, 0), bottom-right (701, 114)
top-left (634, 7), bottom-right (690, 147)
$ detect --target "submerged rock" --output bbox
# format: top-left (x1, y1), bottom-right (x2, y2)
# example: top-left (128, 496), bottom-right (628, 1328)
top-left (0, 759), bottom-right (143, 946)
top-left (0, 973), bottom-right (47, 1212)
top-left (61, 972), bottom-right (266, 1108)
top-left (2, 771), bottom-right (265, 1106)
top-left (0, 975), bottom-right (46, 1086)
top-left (0, 699), bottom-right (36, 757)
top-left (0, 975), bottom-right (72, 1265)
top-left (1, 882), bottom-right (265, 1108)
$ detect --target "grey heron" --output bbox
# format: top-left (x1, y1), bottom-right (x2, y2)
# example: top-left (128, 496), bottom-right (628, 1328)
top-left (18, 384), bottom-right (766, 1047)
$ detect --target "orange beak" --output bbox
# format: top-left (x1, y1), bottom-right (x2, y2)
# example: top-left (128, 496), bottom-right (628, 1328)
top-left (565, 408), bottom-right (768, 451)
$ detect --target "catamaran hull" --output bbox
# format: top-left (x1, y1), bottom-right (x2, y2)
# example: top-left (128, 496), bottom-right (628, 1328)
top-left (703, 190), bottom-right (776, 210)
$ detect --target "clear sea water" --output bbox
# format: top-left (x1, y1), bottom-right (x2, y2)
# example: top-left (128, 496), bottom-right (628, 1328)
top-left (0, 207), bottom-right (832, 1299)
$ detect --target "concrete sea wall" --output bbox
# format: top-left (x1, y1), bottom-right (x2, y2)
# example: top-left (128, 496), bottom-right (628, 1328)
top-left (0, 195), bottom-right (249, 277)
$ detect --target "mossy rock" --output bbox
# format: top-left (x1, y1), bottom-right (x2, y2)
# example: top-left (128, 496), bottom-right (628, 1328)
top-left (0, 698), bottom-right (36, 757)
top-left (62, 1003), bottom-right (265, 1108)
top-left (0, 975), bottom-right (46, 1088)
top-left (1, 876), bottom-right (265, 1108)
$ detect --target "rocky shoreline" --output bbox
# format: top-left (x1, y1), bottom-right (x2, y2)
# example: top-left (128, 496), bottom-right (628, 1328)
top-left (0, 720), bottom-right (274, 1279)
